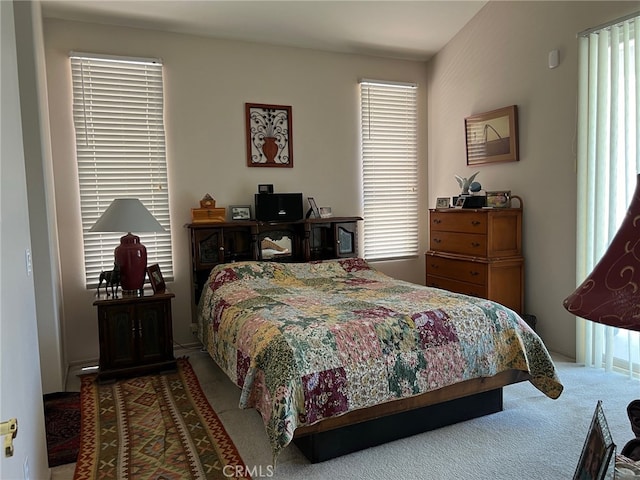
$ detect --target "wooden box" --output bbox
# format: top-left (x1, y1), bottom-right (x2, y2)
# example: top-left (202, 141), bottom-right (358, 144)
top-left (191, 207), bottom-right (226, 223)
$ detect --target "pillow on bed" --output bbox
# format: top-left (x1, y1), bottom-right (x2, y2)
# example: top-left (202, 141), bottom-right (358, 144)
top-left (286, 260), bottom-right (350, 279)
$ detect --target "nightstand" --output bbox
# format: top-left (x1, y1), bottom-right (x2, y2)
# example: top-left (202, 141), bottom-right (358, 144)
top-left (93, 291), bottom-right (176, 381)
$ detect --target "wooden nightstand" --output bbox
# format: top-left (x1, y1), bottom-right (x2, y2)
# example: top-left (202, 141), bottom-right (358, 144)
top-left (93, 291), bottom-right (176, 381)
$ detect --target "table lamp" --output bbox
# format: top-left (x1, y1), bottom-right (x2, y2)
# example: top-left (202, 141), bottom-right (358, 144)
top-left (564, 173), bottom-right (640, 461)
top-left (563, 174), bottom-right (640, 330)
top-left (90, 198), bottom-right (165, 294)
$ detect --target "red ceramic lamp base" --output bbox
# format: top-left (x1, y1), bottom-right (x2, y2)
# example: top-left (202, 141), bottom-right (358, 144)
top-left (114, 233), bottom-right (147, 293)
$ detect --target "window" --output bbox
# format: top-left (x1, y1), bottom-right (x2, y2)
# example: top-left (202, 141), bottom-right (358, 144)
top-left (70, 52), bottom-right (172, 287)
top-left (576, 14), bottom-right (638, 372)
top-left (359, 79), bottom-right (418, 261)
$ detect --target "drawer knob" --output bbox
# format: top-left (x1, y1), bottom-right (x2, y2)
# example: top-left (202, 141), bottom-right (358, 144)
top-left (433, 219), bottom-right (442, 224)
top-left (471, 221), bottom-right (481, 226)
top-left (470, 271), bottom-right (480, 276)
top-left (430, 264), bottom-right (438, 269)
top-left (471, 242), bottom-right (481, 247)
top-left (434, 238), bottom-right (442, 243)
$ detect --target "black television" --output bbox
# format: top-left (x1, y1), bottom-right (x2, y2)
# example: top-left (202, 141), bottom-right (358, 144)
top-left (254, 193), bottom-right (303, 222)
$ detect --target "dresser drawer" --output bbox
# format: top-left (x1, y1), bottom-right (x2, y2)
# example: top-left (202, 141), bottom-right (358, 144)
top-left (430, 211), bottom-right (487, 234)
top-left (430, 231), bottom-right (487, 256)
top-left (425, 255), bottom-right (487, 286)
top-left (426, 275), bottom-right (486, 298)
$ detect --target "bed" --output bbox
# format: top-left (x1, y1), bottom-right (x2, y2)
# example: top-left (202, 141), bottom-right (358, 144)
top-left (197, 257), bottom-right (563, 462)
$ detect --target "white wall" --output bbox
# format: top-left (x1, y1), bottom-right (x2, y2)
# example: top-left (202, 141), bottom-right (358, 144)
top-left (427, 1), bottom-right (639, 358)
top-left (14, 0), bottom-right (65, 395)
top-left (0, 1), bottom-right (50, 478)
top-left (43, 19), bottom-right (429, 365)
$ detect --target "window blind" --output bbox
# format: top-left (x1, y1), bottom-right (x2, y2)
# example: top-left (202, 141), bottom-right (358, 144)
top-left (360, 80), bottom-right (418, 260)
top-left (70, 53), bottom-right (173, 287)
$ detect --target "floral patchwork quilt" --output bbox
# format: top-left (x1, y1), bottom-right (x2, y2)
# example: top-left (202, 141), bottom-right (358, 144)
top-left (197, 258), bottom-right (563, 458)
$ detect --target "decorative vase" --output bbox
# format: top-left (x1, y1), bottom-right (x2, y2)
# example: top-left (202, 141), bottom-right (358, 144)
top-left (262, 137), bottom-right (278, 164)
top-left (114, 233), bottom-right (147, 293)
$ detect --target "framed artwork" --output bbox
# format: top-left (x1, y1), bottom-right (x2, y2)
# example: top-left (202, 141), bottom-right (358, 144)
top-left (307, 197), bottom-right (320, 218)
top-left (258, 184), bottom-right (274, 194)
top-left (454, 196), bottom-right (466, 208)
top-left (230, 205), bottom-right (252, 221)
top-left (246, 103), bottom-right (293, 168)
top-left (436, 197), bottom-right (450, 209)
top-left (146, 263), bottom-right (165, 294)
top-left (465, 105), bottom-right (519, 166)
top-left (573, 401), bottom-right (615, 480)
top-left (486, 190), bottom-right (511, 208)
top-left (319, 207), bottom-right (333, 218)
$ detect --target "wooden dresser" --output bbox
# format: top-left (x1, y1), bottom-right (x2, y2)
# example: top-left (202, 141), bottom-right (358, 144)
top-left (425, 208), bottom-right (524, 314)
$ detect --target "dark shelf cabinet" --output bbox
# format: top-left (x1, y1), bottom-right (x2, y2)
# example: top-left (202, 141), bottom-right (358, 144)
top-left (187, 217), bottom-right (361, 311)
top-left (308, 221), bottom-right (358, 259)
top-left (94, 292), bottom-right (176, 381)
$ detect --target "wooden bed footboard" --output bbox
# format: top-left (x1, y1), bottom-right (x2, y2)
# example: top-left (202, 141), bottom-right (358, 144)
top-left (293, 369), bottom-right (531, 462)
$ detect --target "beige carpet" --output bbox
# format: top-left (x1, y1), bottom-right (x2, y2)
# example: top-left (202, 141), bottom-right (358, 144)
top-left (54, 349), bottom-right (639, 479)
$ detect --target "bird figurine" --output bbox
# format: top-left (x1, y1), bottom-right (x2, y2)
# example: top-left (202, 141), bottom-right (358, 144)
top-left (455, 171), bottom-right (480, 195)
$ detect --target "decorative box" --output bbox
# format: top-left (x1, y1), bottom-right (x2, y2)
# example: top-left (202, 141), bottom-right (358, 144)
top-left (191, 207), bottom-right (226, 223)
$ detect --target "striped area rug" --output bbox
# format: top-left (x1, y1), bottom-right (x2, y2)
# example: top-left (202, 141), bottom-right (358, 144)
top-left (74, 358), bottom-right (251, 479)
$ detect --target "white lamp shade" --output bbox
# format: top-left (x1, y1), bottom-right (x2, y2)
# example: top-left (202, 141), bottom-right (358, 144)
top-left (90, 198), bottom-right (165, 233)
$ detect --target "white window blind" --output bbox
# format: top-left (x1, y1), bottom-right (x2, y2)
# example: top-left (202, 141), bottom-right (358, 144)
top-left (70, 52), bottom-right (173, 287)
top-left (360, 80), bottom-right (418, 261)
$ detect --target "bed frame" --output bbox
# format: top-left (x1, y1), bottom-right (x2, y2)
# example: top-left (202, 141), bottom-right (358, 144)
top-left (188, 228), bottom-right (534, 462)
top-left (292, 369), bottom-right (531, 462)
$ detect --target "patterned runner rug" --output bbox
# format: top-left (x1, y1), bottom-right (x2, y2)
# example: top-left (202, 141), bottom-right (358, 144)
top-left (74, 358), bottom-right (251, 479)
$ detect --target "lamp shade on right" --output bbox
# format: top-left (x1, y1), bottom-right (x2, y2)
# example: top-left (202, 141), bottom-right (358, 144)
top-left (563, 174), bottom-right (640, 331)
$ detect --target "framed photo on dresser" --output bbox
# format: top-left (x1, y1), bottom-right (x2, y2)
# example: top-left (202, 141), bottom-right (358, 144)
top-left (147, 263), bottom-right (166, 294)
top-left (436, 197), bottom-right (450, 209)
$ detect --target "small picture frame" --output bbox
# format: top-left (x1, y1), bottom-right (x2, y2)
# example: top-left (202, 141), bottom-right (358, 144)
top-left (307, 197), bottom-right (321, 218)
top-left (486, 190), bottom-right (511, 208)
top-left (454, 197), bottom-right (466, 209)
top-left (319, 207), bottom-right (333, 218)
top-left (146, 263), bottom-right (165, 294)
top-left (573, 400), bottom-right (615, 480)
top-left (229, 205), bottom-right (252, 221)
top-left (258, 184), bottom-right (274, 194)
top-left (436, 197), bottom-right (450, 209)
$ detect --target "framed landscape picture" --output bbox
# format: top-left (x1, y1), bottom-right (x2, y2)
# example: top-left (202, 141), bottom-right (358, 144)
top-left (230, 205), bottom-right (252, 221)
top-left (465, 105), bottom-right (519, 166)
